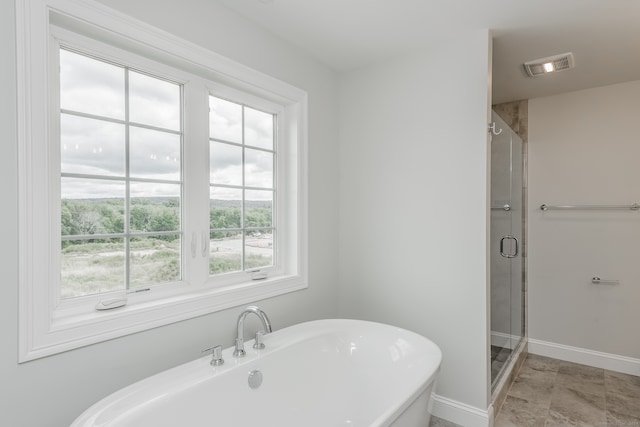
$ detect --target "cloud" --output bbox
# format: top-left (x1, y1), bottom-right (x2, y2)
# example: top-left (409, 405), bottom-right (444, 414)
top-left (209, 96), bottom-right (242, 143)
top-left (61, 176), bottom-right (181, 200)
top-left (61, 114), bottom-right (125, 176)
top-left (245, 148), bottom-right (273, 188)
top-left (210, 164), bottom-right (242, 186)
top-left (209, 143), bottom-right (274, 189)
top-left (210, 186), bottom-right (242, 201)
top-left (209, 97), bottom-right (275, 151)
top-left (59, 54), bottom-right (274, 202)
top-left (210, 141), bottom-right (242, 185)
top-left (60, 49), bottom-right (125, 120)
top-left (62, 177), bottom-right (125, 200)
top-left (130, 182), bottom-right (180, 199)
top-left (129, 71), bottom-right (181, 131)
top-left (61, 49), bottom-right (181, 132)
top-left (245, 107), bottom-right (273, 150)
top-left (245, 189), bottom-right (272, 202)
top-left (61, 114), bottom-right (181, 182)
top-left (129, 127), bottom-right (180, 181)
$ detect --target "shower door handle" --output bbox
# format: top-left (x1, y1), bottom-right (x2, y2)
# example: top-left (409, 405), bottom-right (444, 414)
top-left (499, 235), bottom-right (519, 258)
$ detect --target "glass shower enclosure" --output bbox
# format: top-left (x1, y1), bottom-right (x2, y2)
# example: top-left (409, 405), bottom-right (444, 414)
top-left (490, 110), bottom-right (525, 388)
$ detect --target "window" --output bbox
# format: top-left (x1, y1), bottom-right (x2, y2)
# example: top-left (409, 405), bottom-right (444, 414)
top-left (60, 49), bottom-right (183, 298)
top-left (17, 0), bottom-right (308, 362)
top-left (209, 96), bottom-right (276, 275)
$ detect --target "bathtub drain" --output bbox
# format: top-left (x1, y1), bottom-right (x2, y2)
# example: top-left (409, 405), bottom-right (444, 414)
top-left (248, 370), bottom-right (263, 389)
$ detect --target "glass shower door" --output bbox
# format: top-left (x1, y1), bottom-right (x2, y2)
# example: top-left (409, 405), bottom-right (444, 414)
top-left (490, 111), bottom-right (524, 388)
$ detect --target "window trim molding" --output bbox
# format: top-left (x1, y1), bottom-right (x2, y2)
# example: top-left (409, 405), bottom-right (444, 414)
top-left (17, 0), bottom-right (308, 362)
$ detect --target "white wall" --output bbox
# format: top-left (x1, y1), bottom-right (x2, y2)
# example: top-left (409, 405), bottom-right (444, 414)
top-left (1, 2), bottom-right (340, 426)
top-left (529, 80), bottom-right (640, 362)
top-left (338, 31), bottom-right (492, 411)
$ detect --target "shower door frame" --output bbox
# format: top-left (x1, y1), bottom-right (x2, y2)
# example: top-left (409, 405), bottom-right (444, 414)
top-left (489, 111), bottom-right (526, 391)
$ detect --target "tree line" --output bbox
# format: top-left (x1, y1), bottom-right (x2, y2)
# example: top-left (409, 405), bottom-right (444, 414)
top-left (61, 198), bottom-right (272, 245)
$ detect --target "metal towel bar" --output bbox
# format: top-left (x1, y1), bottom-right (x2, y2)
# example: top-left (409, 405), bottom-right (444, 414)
top-left (491, 204), bottom-right (511, 211)
top-left (540, 203), bottom-right (640, 211)
top-left (591, 277), bottom-right (619, 285)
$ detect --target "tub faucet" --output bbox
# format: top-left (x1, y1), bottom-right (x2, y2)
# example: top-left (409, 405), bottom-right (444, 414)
top-left (233, 305), bottom-right (272, 357)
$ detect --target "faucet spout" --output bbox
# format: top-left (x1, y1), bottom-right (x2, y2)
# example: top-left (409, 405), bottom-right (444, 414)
top-left (233, 306), bottom-right (272, 357)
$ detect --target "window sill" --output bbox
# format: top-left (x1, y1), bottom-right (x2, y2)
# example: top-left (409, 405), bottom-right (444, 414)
top-left (23, 274), bottom-right (307, 362)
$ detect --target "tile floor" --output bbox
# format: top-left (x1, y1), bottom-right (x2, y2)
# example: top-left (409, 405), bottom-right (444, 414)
top-left (429, 354), bottom-right (640, 427)
top-left (429, 415), bottom-right (461, 426)
top-left (495, 354), bottom-right (640, 427)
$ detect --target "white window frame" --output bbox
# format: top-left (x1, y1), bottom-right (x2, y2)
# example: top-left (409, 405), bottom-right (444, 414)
top-left (206, 83), bottom-right (286, 284)
top-left (16, 0), bottom-right (308, 362)
top-left (55, 33), bottom-right (189, 299)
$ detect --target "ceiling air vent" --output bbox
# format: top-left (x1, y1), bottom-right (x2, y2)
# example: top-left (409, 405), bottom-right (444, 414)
top-left (523, 52), bottom-right (575, 77)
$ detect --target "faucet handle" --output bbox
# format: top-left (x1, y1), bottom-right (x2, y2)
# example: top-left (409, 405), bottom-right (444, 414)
top-left (253, 331), bottom-right (266, 350)
top-left (202, 345), bottom-right (225, 366)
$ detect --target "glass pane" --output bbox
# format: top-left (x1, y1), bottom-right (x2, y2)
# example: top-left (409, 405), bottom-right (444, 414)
top-left (60, 49), bottom-right (124, 120)
top-left (130, 235), bottom-right (181, 287)
top-left (245, 107), bottom-right (273, 150)
top-left (490, 111), bottom-right (513, 386)
top-left (129, 71), bottom-right (181, 131)
top-left (130, 127), bottom-right (181, 181)
top-left (245, 230), bottom-right (273, 270)
top-left (245, 148), bottom-right (273, 189)
top-left (209, 96), bottom-right (242, 143)
top-left (489, 110), bottom-right (525, 388)
top-left (61, 114), bottom-right (125, 177)
top-left (210, 141), bottom-right (242, 185)
top-left (61, 178), bottom-right (125, 235)
top-left (210, 188), bottom-right (242, 230)
top-left (210, 231), bottom-right (242, 275)
top-left (61, 238), bottom-right (125, 298)
top-left (130, 183), bottom-right (180, 233)
top-left (245, 190), bottom-right (273, 228)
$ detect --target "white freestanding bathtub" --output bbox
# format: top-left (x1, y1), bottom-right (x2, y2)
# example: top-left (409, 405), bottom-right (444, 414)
top-left (71, 319), bottom-right (442, 427)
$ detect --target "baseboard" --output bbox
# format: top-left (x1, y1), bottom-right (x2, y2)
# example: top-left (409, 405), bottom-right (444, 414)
top-left (529, 338), bottom-right (640, 376)
top-left (430, 393), bottom-right (493, 427)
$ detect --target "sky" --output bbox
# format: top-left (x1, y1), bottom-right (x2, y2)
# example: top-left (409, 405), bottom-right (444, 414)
top-left (59, 49), bottom-right (274, 201)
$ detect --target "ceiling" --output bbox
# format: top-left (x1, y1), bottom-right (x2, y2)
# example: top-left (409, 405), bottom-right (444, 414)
top-left (215, 0), bottom-right (640, 104)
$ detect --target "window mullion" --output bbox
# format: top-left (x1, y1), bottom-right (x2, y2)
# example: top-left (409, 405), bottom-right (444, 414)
top-left (183, 80), bottom-right (210, 287)
top-left (241, 105), bottom-right (246, 271)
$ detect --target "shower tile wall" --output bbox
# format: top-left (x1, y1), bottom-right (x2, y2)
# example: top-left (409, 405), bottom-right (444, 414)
top-left (493, 100), bottom-right (528, 143)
